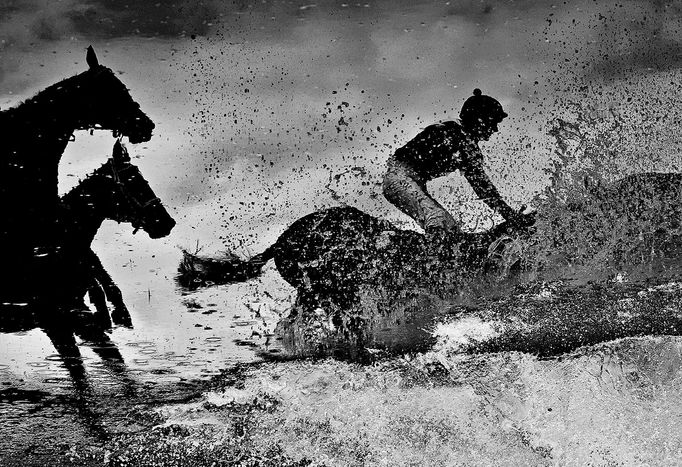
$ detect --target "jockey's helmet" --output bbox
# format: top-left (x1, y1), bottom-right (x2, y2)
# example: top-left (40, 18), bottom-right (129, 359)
top-left (460, 89), bottom-right (507, 125)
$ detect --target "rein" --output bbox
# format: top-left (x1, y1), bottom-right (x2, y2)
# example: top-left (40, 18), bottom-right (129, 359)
top-left (109, 161), bottom-right (159, 208)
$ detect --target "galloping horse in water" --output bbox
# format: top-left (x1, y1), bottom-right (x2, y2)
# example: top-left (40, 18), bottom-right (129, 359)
top-left (179, 172), bottom-right (682, 315)
top-left (0, 46), bottom-right (155, 300)
top-left (179, 205), bottom-right (526, 312)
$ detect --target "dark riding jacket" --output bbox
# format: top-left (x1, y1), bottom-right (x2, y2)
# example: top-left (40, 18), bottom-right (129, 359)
top-left (383, 120), bottom-right (517, 233)
top-left (392, 120), bottom-right (516, 220)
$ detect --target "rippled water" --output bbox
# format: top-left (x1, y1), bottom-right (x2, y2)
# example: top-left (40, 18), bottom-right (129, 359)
top-left (2, 224), bottom-right (682, 465)
top-left (0, 226), bottom-right (295, 463)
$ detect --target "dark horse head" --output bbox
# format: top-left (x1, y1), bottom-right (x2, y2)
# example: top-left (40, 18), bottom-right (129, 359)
top-left (0, 46), bottom-right (154, 147)
top-left (0, 45), bottom-right (157, 257)
top-left (77, 46), bottom-right (154, 143)
top-left (60, 140), bottom-right (175, 243)
top-left (19, 140), bottom-right (178, 312)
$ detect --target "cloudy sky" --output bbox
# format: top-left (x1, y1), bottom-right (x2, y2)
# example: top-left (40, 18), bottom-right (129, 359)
top-left (1, 0), bottom-right (681, 254)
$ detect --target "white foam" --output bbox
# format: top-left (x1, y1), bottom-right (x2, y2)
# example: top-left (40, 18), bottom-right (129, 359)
top-left (433, 316), bottom-right (503, 352)
top-left (612, 271), bottom-right (629, 283)
top-left (204, 388), bottom-right (254, 407)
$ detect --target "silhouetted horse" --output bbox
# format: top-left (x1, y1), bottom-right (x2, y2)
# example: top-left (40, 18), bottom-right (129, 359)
top-left (0, 141), bottom-right (175, 393)
top-left (0, 46), bottom-right (155, 298)
top-left (3, 140), bottom-right (175, 316)
top-left (179, 172), bottom-right (682, 310)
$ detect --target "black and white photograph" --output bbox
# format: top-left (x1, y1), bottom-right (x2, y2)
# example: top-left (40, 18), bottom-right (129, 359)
top-left (1, 0), bottom-right (682, 465)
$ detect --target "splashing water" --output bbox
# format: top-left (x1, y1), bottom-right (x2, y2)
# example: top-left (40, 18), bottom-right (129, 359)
top-left (496, 103), bottom-right (682, 284)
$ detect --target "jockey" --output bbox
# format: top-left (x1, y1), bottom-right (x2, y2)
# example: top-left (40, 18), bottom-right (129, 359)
top-left (382, 88), bottom-right (531, 249)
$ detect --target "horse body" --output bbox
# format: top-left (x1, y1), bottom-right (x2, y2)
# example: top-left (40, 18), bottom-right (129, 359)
top-left (0, 47), bottom-right (155, 289)
top-left (179, 204), bottom-right (516, 307)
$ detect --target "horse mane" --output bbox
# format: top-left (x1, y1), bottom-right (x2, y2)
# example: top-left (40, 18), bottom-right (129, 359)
top-left (60, 159), bottom-right (113, 205)
top-left (0, 65), bottom-right (121, 122)
top-left (2, 74), bottom-right (79, 117)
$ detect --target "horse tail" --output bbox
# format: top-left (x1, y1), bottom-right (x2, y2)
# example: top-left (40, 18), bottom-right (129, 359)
top-left (177, 244), bottom-right (277, 289)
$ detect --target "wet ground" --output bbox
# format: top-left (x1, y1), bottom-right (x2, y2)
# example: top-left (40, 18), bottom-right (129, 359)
top-left (3, 225), bottom-right (682, 465)
top-left (0, 226), bottom-right (295, 465)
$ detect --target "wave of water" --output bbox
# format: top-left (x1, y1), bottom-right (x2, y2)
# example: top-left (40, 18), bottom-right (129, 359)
top-left (60, 335), bottom-right (678, 466)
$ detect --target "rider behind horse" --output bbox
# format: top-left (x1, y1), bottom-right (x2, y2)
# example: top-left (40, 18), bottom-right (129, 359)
top-left (382, 89), bottom-right (532, 255)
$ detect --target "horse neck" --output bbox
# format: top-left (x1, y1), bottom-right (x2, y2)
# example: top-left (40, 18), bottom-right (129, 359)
top-left (60, 169), bottom-right (113, 246)
top-left (2, 73), bottom-right (90, 157)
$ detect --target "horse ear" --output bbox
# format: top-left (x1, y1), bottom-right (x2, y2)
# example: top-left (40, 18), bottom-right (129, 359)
top-left (112, 140), bottom-right (130, 163)
top-left (86, 46), bottom-right (99, 69)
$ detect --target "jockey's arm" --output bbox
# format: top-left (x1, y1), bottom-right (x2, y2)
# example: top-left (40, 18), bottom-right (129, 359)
top-left (461, 151), bottom-right (517, 221)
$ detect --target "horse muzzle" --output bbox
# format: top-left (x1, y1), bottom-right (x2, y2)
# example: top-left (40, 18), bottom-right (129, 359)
top-left (122, 114), bottom-right (155, 144)
top-left (143, 216), bottom-right (176, 239)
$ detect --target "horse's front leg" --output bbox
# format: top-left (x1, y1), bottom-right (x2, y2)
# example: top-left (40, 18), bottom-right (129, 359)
top-left (87, 278), bottom-right (112, 328)
top-left (104, 282), bottom-right (131, 327)
top-left (86, 249), bottom-right (131, 327)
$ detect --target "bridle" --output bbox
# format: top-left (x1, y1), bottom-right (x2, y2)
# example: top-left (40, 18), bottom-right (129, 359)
top-left (108, 158), bottom-right (161, 234)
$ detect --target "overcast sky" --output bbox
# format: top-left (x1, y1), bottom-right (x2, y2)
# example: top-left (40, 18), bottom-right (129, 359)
top-left (1, 0), bottom-right (681, 253)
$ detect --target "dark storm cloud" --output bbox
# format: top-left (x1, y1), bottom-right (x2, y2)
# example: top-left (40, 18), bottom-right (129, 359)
top-left (588, 3), bottom-right (682, 78)
top-left (0, 3), bottom-right (21, 16)
top-left (588, 38), bottom-right (682, 79)
top-left (403, 0), bottom-right (682, 81)
top-left (441, 0), bottom-right (541, 20)
top-left (33, 15), bottom-right (63, 41)
top-left (68, 0), bottom-right (220, 38)
top-left (0, 0), bottom-right (220, 47)
top-left (3, 0), bottom-right (679, 77)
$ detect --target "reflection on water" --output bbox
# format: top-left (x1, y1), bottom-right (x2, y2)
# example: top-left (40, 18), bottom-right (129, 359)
top-left (0, 228), bottom-right (292, 461)
top-left (2, 226), bottom-right (682, 464)
top-left (0, 229), bottom-right (292, 386)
